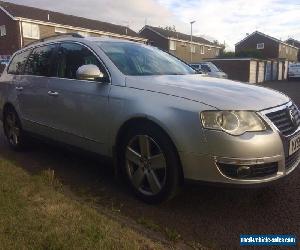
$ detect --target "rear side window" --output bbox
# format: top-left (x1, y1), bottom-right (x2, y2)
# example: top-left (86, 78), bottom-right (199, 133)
top-left (24, 44), bottom-right (56, 77)
top-left (55, 43), bottom-right (108, 81)
top-left (7, 50), bottom-right (31, 75)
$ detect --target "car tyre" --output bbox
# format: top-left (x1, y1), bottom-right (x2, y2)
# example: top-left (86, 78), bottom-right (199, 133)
top-left (3, 107), bottom-right (27, 151)
top-left (119, 122), bottom-right (181, 204)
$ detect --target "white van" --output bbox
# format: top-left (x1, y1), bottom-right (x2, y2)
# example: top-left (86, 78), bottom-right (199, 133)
top-left (288, 63), bottom-right (300, 80)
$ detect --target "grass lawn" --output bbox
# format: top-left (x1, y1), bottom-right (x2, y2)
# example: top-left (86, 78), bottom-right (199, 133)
top-left (0, 157), bottom-right (163, 250)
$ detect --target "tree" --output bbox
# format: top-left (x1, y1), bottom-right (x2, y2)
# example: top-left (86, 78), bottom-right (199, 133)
top-left (218, 49), bottom-right (266, 59)
top-left (159, 25), bottom-right (177, 32)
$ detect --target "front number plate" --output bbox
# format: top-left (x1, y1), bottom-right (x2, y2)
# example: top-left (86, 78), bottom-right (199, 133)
top-left (289, 133), bottom-right (300, 156)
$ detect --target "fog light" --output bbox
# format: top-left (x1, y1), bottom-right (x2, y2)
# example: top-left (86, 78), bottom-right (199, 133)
top-left (237, 166), bottom-right (252, 178)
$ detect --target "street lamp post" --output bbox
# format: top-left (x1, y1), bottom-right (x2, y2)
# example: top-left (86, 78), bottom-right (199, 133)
top-left (190, 21), bottom-right (196, 63)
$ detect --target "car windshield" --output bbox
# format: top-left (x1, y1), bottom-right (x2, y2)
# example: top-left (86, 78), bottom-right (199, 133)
top-left (204, 63), bottom-right (222, 72)
top-left (97, 41), bottom-right (195, 76)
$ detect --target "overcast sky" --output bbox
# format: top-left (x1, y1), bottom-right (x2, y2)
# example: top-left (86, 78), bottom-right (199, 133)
top-left (6, 0), bottom-right (300, 51)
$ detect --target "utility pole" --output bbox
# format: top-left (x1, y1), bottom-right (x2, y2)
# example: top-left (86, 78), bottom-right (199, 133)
top-left (190, 21), bottom-right (196, 63)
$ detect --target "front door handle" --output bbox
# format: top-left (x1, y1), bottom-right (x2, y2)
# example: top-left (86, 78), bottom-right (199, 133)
top-left (48, 91), bottom-right (59, 97)
top-left (15, 86), bottom-right (23, 91)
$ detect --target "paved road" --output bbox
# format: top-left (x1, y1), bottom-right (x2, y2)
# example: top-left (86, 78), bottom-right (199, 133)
top-left (0, 80), bottom-right (299, 249)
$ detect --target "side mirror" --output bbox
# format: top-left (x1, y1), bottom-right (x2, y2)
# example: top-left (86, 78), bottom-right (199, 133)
top-left (76, 64), bottom-right (104, 81)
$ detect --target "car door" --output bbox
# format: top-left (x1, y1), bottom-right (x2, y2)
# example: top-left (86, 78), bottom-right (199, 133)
top-left (16, 44), bottom-right (57, 134)
top-left (46, 42), bottom-right (111, 154)
top-left (4, 49), bottom-right (32, 116)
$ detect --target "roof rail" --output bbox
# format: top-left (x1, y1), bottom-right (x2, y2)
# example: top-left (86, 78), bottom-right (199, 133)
top-left (25, 33), bottom-right (84, 47)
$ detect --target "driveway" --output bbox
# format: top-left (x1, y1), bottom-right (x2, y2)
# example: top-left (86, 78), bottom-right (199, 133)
top-left (0, 80), bottom-right (299, 249)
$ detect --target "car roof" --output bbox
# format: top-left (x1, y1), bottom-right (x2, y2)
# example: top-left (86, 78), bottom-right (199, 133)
top-left (17, 35), bottom-right (140, 54)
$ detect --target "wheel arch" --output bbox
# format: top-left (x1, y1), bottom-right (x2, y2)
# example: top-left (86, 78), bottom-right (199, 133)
top-left (114, 116), bottom-right (184, 184)
top-left (2, 102), bottom-right (16, 118)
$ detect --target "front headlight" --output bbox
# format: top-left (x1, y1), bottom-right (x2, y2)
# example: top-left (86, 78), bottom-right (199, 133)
top-left (200, 111), bottom-right (267, 136)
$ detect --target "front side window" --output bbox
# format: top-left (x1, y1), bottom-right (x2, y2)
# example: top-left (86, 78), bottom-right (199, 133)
top-left (24, 44), bottom-right (56, 76)
top-left (22, 22), bottom-right (40, 39)
top-left (8, 50), bottom-right (31, 75)
top-left (206, 62), bottom-right (222, 72)
top-left (200, 64), bottom-right (211, 72)
top-left (98, 41), bottom-right (194, 76)
top-left (55, 43), bottom-right (107, 81)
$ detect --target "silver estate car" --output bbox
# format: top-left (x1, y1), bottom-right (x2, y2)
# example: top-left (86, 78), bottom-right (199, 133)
top-left (0, 34), bottom-right (299, 203)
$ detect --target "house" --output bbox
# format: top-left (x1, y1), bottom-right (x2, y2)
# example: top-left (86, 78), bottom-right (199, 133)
top-left (0, 1), bottom-right (146, 57)
top-left (139, 25), bottom-right (222, 63)
top-left (285, 38), bottom-right (300, 61)
top-left (235, 31), bottom-right (298, 62)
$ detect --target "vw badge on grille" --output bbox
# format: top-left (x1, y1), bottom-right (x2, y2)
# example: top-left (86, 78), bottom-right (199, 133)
top-left (288, 108), bottom-right (297, 126)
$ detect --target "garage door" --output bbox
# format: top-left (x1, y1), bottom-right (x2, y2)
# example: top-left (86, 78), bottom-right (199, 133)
top-left (257, 62), bottom-right (265, 83)
top-left (272, 62), bottom-right (278, 80)
top-left (278, 62), bottom-right (283, 80)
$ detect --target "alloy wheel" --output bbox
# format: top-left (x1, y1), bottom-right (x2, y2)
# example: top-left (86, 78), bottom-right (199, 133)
top-left (125, 135), bottom-right (167, 196)
top-left (5, 111), bottom-right (21, 147)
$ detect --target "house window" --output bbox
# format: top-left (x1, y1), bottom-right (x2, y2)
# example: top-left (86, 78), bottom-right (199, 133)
top-left (200, 45), bottom-right (204, 54)
top-left (55, 27), bottom-right (67, 34)
top-left (256, 43), bottom-right (264, 49)
top-left (215, 49), bottom-right (219, 56)
top-left (190, 44), bottom-right (196, 53)
top-left (208, 46), bottom-right (212, 51)
top-left (169, 40), bottom-right (176, 51)
top-left (0, 25), bottom-right (6, 36)
top-left (22, 22), bottom-right (40, 39)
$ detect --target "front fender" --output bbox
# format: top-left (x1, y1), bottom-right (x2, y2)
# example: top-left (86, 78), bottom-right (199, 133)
top-left (108, 85), bottom-right (215, 155)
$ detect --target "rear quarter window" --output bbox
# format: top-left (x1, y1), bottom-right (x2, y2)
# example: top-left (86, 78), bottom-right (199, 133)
top-left (7, 50), bottom-right (31, 75)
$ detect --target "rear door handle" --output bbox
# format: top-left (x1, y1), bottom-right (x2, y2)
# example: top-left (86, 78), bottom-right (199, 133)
top-left (15, 86), bottom-right (23, 91)
top-left (48, 91), bottom-right (59, 97)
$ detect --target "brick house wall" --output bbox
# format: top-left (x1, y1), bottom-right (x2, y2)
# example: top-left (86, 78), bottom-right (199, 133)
top-left (140, 27), bottom-right (220, 63)
top-left (236, 33), bottom-right (279, 59)
top-left (0, 10), bottom-right (20, 55)
top-left (278, 43), bottom-right (298, 61)
top-left (169, 40), bottom-right (219, 63)
top-left (236, 32), bottom-right (298, 61)
top-left (139, 28), bottom-right (168, 51)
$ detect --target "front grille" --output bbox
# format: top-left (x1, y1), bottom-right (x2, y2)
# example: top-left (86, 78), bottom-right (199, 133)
top-left (265, 103), bottom-right (300, 136)
top-left (218, 162), bottom-right (278, 179)
top-left (285, 150), bottom-right (300, 170)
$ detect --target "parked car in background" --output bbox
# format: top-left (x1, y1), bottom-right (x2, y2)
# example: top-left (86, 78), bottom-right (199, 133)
top-left (190, 62), bottom-right (228, 79)
top-left (288, 63), bottom-right (300, 80)
top-left (0, 35), bottom-right (299, 203)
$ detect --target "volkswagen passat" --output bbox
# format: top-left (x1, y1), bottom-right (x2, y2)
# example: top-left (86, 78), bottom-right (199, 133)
top-left (0, 34), bottom-right (299, 203)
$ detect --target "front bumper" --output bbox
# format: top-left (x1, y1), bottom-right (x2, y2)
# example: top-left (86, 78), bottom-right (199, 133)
top-left (180, 105), bottom-right (300, 185)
